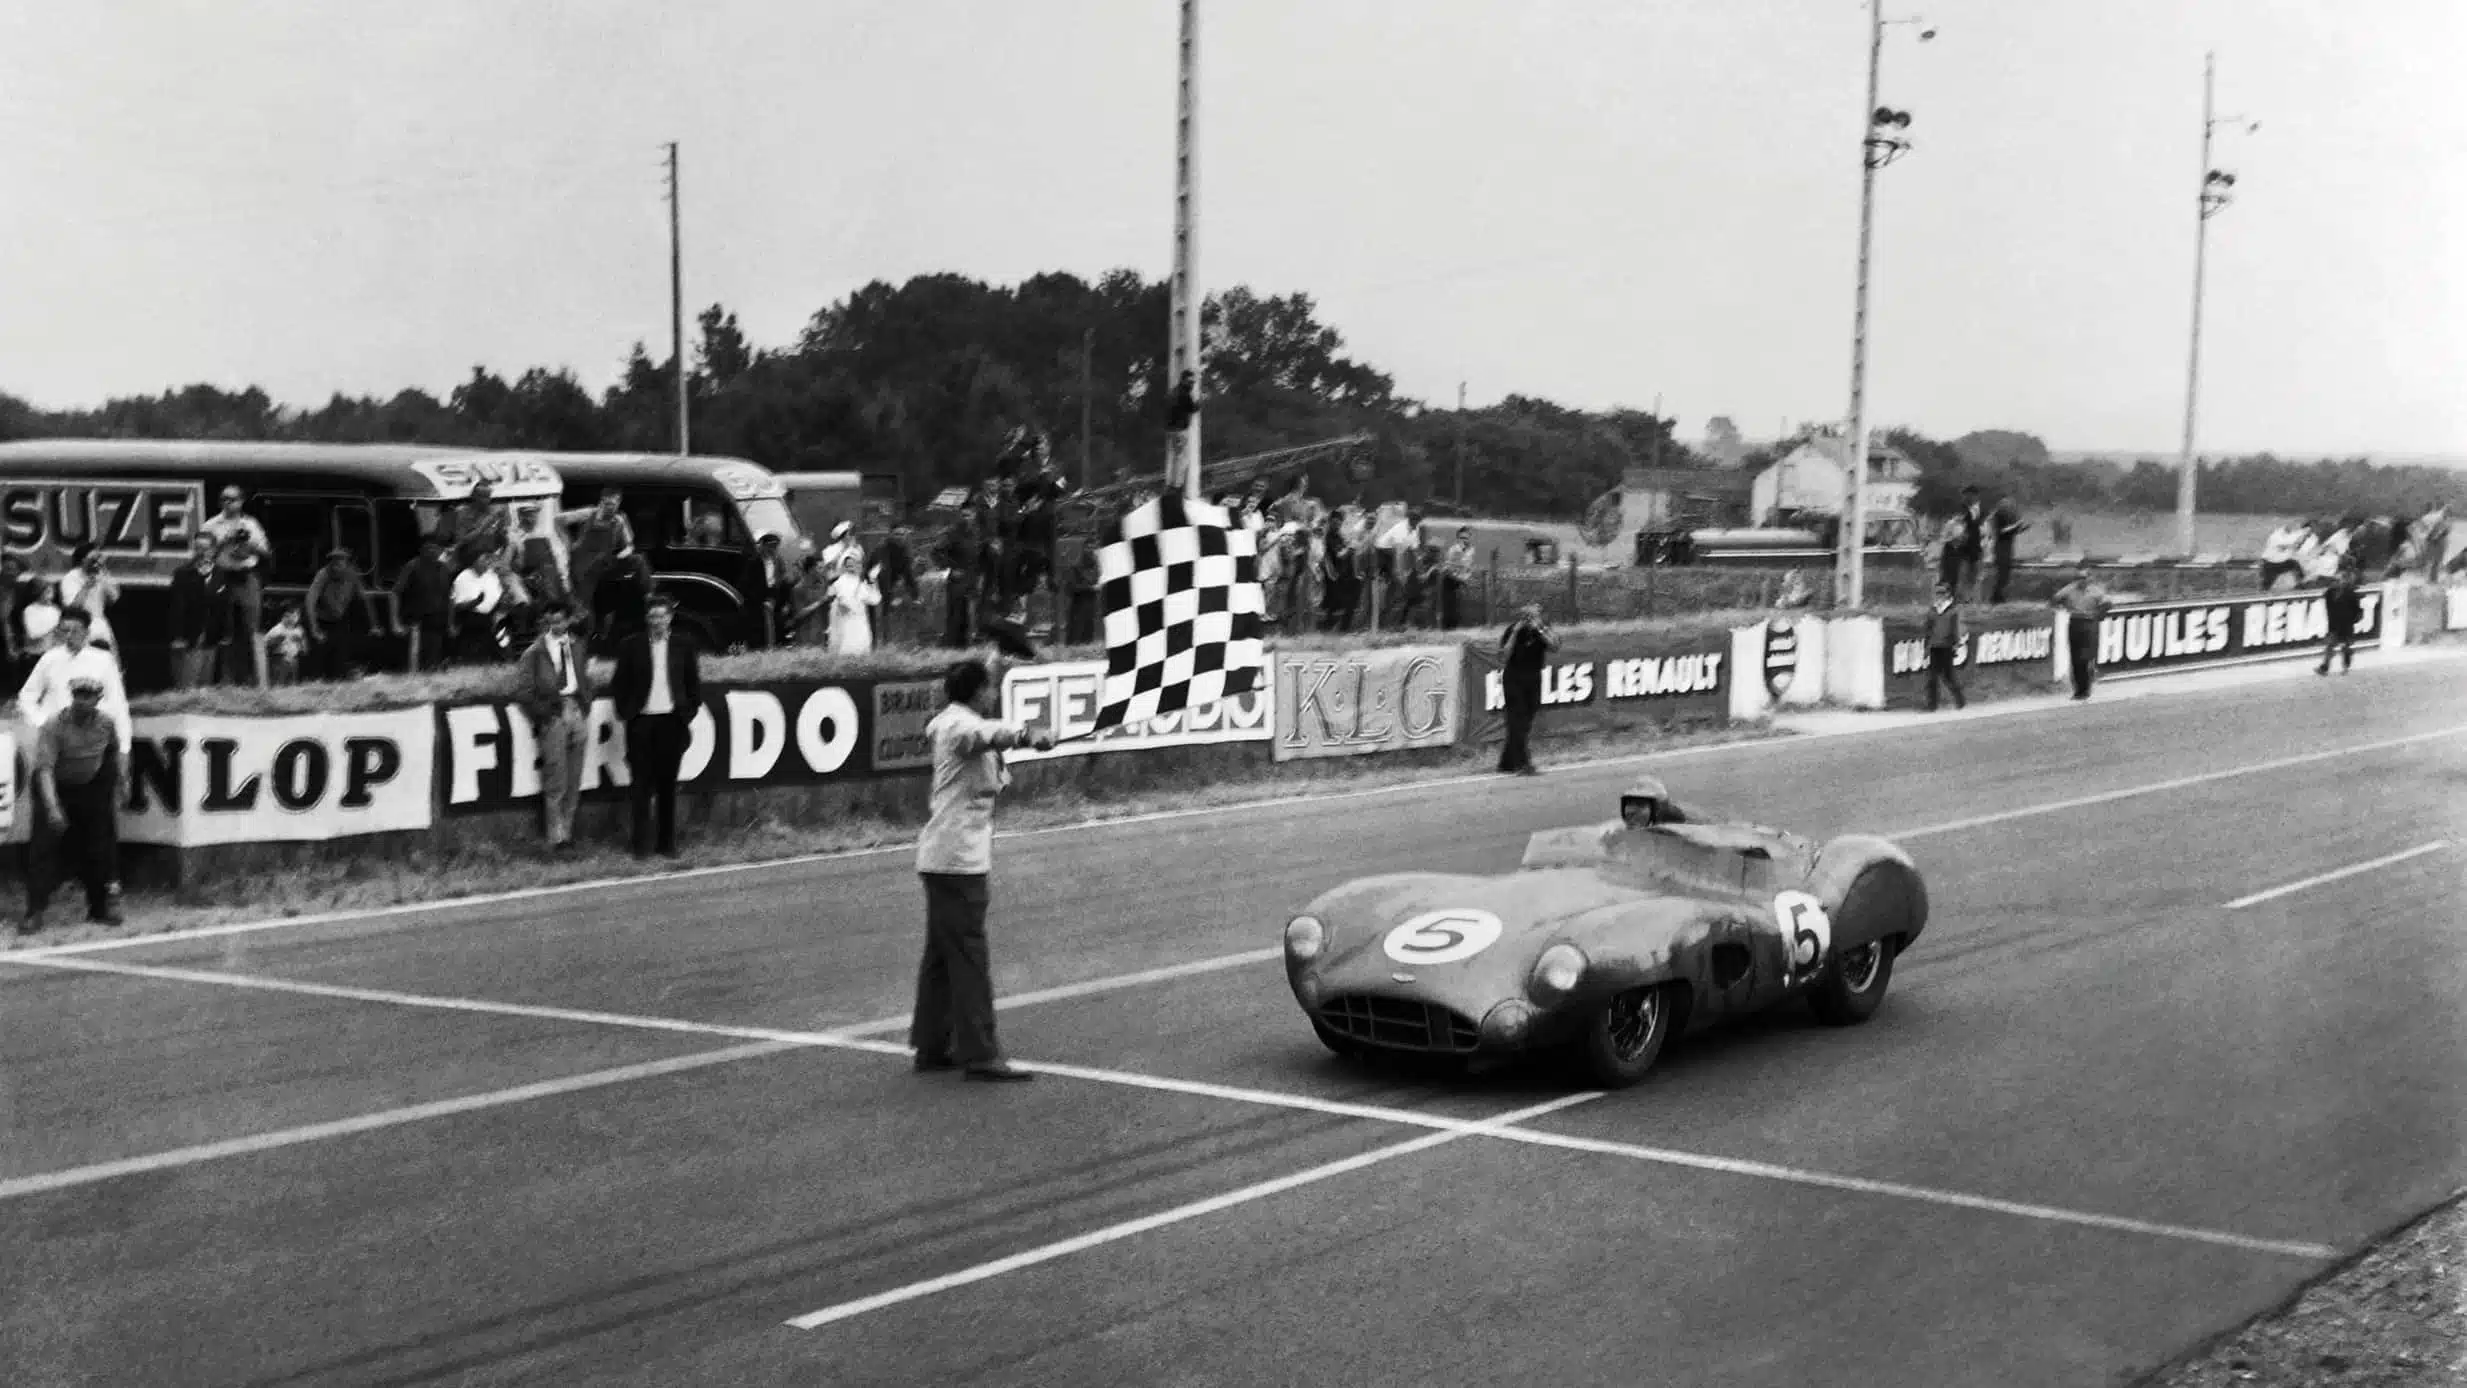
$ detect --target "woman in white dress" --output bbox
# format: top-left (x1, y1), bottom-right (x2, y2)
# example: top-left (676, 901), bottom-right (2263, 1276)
top-left (827, 555), bottom-right (880, 656)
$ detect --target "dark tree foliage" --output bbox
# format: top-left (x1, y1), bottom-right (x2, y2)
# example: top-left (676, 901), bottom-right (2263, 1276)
top-left (3, 272), bottom-right (2453, 520)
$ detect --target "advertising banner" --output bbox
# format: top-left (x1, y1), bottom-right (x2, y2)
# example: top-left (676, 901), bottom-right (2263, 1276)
top-left (2447, 585), bottom-right (2467, 633)
top-left (2071, 586), bottom-right (2384, 679)
top-left (1878, 612), bottom-right (2057, 707)
top-left (1000, 659), bottom-right (1272, 763)
top-left (1462, 630), bottom-right (1729, 744)
top-left (1273, 645), bottom-right (1463, 761)
top-left (121, 708), bottom-right (436, 845)
top-left (436, 678), bottom-right (876, 814)
top-left (871, 680), bottom-right (941, 773)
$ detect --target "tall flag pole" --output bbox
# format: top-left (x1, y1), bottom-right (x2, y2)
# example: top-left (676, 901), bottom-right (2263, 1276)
top-left (1165, 0), bottom-right (1203, 500)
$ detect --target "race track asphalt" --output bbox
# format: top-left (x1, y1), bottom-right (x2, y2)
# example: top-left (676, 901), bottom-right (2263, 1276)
top-left (4, 654), bottom-right (2464, 1387)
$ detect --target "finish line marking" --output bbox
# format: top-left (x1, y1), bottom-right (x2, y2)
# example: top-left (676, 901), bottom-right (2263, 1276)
top-left (0, 954), bottom-right (2338, 1264)
top-left (0, 1041), bottom-right (798, 1203)
top-left (2221, 841), bottom-right (2453, 911)
top-left (780, 1094), bottom-right (1605, 1330)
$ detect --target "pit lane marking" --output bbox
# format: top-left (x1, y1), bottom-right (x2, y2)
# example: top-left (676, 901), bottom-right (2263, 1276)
top-left (780, 1092), bottom-right (1603, 1331)
top-left (2221, 841), bottom-right (2452, 910)
top-left (4, 954), bottom-right (2346, 1264)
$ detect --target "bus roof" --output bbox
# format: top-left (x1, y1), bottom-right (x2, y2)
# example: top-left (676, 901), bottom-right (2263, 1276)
top-left (0, 439), bottom-right (565, 501)
top-left (534, 452), bottom-right (787, 501)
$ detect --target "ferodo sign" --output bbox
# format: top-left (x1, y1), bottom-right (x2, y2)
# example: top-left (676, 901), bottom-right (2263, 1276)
top-left (1, 476), bottom-right (205, 574)
top-left (1274, 645), bottom-right (1463, 761)
top-left (2083, 587), bottom-right (2383, 677)
top-left (1463, 631), bottom-right (1729, 746)
top-left (1000, 659), bottom-right (1271, 763)
top-left (120, 709), bottom-right (435, 845)
top-left (436, 678), bottom-right (875, 813)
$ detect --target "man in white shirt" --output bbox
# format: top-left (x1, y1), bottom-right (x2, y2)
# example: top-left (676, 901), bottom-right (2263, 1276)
top-left (910, 657), bottom-right (1054, 1081)
top-left (2258, 520), bottom-right (2309, 591)
top-left (612, 595), bottom-right (701, 857)
top-left (201, 486), bottom-right (272, 687)
top-left (514, 601), bottom-right (596, 849)
top-left (17, 608), bottom-right (132, 759)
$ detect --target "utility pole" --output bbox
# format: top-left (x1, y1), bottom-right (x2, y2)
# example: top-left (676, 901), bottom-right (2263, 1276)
top-left (1455, 380), bottom-right (1466, 506)
top-left (665, 141), bottom-right (688, 457)
top-left (1653, 392), bottom-right (1665, 470)
top-left (1838, 3), bottom-right (1929, 609)
top-left (1081, 327), bottom-right (1096, 492)
top-left (1165, 0), bottom-right (1202, 499)
top-left (2176, 53), bottom-right (2250, 560)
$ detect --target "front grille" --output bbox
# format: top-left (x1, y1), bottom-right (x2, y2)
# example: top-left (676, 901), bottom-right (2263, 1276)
top-left (1317, 994), bottom-right (1482, 1053)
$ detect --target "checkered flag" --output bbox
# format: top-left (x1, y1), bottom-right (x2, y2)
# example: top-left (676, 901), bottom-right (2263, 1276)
top-left (1092, 490), bottom-right (1267, 731)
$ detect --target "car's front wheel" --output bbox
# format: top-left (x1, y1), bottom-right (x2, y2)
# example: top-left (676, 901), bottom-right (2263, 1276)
top-left (1570, 984), bottom-right (1676, 1089)
top-left (1808, 936), bottom-right (1894, 1026)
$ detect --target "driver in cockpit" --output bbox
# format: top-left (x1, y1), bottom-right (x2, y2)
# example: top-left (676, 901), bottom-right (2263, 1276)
top-left (1619, 776), bottom-right (1709, 829)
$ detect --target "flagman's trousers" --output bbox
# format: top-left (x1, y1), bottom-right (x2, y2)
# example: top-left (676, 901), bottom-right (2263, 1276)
top-left (912, 872), bottom-right (1001, 1066)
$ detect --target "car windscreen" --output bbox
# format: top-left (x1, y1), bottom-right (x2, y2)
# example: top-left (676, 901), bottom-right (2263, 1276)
top-left (738, 497), bottom-right (805, 563)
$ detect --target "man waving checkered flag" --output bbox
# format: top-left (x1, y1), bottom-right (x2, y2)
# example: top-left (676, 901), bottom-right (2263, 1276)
top-left (1091, 490), bottom-right (1267, 731)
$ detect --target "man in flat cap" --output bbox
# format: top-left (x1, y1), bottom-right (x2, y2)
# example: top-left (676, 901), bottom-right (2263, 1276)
top-left (23, 674), bottom-right (125, 932)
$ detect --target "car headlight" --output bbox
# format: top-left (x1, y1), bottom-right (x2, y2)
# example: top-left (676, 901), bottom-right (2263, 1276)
top-left (1284, 914), bottom-right (1325, 962)
top-left (1531, 943), bottom-right (1587, 998)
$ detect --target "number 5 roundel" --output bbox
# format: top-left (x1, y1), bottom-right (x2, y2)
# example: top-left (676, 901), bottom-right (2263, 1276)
top-left (1773, 890), bottom-right (1832, 974)
top-left (1383, 909), bottom-right (1505, 965)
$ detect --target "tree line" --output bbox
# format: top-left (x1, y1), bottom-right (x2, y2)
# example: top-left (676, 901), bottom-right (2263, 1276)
top-left (3, 268), bottom-right (2456, 522)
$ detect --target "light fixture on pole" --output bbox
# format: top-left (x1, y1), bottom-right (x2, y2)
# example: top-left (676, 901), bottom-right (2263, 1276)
top-left (2174, 51), bottom-right (2259, 559)
top-left (1839, 5), bottom-right (1933, 611)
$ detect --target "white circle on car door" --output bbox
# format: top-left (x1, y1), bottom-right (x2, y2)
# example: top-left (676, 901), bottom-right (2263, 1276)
top-left (1773, 890), bottom-right (1833, 974)
top-left (1383, 909), bottom-right (1506, 965)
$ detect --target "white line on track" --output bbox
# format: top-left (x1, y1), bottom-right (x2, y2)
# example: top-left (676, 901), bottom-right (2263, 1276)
top-left (3, 952), bottom-right (2342, 1262)
top-left (0, 1040), bottom-right (798, 1202)
top-left (1468, 1126), bottom-right (2337, 1260)
top-left (828, 948), bottom-right (1283, 1037)
top-left (1882, 726), bottom-right (2467, 841)
top-left (780, 1092), bottom-right (1603, 1330)
top-left (2222, 841), bottom-right (2453, 911)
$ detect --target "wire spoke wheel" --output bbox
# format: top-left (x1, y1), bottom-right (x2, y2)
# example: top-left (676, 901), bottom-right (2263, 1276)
top-left (1607, 988), bottom-right (1664, 1062)
top-left (1839, 942), bottom-right (1883, 994)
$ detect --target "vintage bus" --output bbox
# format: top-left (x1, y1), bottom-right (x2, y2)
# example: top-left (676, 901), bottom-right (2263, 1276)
top-left (535, 453), bottom-right (810, 650)
top-left (0, 439), bottom-right (568, 689)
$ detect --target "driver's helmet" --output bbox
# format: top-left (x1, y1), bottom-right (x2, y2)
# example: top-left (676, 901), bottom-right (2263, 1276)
top-left (1620, 776), bottom-right (1678, 827)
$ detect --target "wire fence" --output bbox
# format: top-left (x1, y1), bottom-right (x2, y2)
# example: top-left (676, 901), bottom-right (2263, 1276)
top-left (862, 556), bottom-right (2274, 651)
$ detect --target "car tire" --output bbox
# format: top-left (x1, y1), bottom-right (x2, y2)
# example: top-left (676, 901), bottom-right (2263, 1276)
top-left (1808, 936), bottom-right (1894, 1026)
top-left (1570, 984), bottom-right (1676, 1089)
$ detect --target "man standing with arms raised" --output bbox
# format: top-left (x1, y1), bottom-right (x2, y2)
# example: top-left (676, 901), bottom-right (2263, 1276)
top-left (910, 658), bottom-right (1055, 1083)
top-left (612, 594), bottom-right (700, 858)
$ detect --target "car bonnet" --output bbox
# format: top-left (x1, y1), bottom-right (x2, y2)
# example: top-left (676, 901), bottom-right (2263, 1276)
top-left (1307, 869), bottom-right (1650, 1002)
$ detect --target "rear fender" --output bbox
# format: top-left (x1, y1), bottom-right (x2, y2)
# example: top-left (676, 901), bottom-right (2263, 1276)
top-left (1806, 835), bottom-right (1930, 956)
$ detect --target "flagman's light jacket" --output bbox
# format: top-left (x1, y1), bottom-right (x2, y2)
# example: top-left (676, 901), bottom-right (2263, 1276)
top-left (917, 702), bottom-right (1038, 876)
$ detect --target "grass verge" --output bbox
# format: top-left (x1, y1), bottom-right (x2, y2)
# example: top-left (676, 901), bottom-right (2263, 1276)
top-left (4, 719), bottom-right (1791, 952)
top-left (2137, 1190), bottom-right (2467, 1387)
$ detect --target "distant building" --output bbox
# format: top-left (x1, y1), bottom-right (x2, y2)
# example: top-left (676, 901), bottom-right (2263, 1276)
top-left (1751, 435), bottom-right (1919, 523)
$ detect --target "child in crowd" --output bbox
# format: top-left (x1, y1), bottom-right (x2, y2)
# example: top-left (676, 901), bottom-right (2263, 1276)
top-left (266, 604), bottom-right (308, 684)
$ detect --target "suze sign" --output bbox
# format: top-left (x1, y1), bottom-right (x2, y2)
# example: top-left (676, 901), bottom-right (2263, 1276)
top-left (2087, 587), bottom-right (2383, 676)
top-left (0, 477), bottom-right (205, 567)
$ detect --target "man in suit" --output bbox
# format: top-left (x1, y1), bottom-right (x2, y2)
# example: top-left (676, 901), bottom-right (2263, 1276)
top-left (514, 600), bottom-right (596, 850)
top-left (611, 594), bottom-right (701, 857)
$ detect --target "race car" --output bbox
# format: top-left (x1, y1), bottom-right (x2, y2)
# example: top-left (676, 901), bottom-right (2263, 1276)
top-left (1280, 778), bottom-right (1929, 1088)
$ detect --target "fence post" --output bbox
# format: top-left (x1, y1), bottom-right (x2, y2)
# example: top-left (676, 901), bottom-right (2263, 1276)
top-left (1565, 552), bottom-right (1580, 623)
top-left (1643, 560), bottom-right (1656, 618)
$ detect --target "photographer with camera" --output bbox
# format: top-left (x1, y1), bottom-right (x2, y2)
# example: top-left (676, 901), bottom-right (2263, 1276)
top-left (1497, 602), bottom-right (1559, 776)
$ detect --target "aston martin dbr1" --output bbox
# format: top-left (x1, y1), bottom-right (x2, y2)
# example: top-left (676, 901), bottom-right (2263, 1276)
top-left (1280, 779), bottom-right (1928, 1088)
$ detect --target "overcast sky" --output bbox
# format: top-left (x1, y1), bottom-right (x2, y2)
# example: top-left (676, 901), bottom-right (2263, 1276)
top-left (2, 0), bottom-right (2460, 457)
